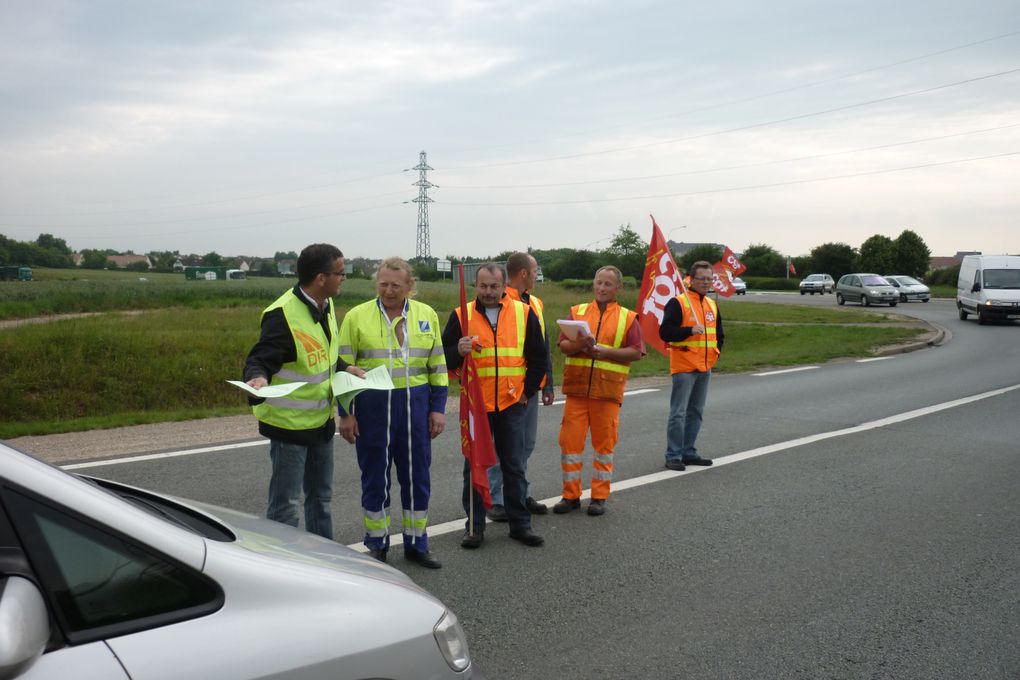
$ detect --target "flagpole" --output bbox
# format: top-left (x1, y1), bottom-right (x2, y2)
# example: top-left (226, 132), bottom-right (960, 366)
top-left (459, 263), bottom-right (476, 537)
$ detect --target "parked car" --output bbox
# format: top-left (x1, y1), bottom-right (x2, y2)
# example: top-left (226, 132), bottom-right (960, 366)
top-left (835, 273), bottom-right (898, 307)
top-left (883, 275), bottom-right (930, 303)
top-left (799, 273), bottom-right (834, 294)
top-left (957, 254), bottom-right (1020, 324)
top-left (731, 277), bottom-right (747, 295)
top-left (0, 443), bottom-right (479, 680)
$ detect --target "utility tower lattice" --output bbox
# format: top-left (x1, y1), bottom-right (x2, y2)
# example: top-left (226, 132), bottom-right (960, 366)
top-left (410, 151), bottom-right (436, 261)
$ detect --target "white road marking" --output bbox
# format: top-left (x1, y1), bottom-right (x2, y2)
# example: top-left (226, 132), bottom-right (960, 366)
top-left (355, 382), bottom-right (1020, 552)
top-left (754, 366), bottom-right (818, 376)
top-left (61, 387), bottom-right (664, 470)
top-left (857, 357), bottom-right (893, 363)
top-left (552, 387), bottom-right (659, 406)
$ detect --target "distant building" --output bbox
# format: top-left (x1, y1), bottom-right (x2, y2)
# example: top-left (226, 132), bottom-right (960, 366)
top-left (70, 252), bottom-right (84, 266)
top-left (929, 252), bottom-right (979, 270)
top-left (277, 259), bottom-right (296, 276)
top-left (106, 255), bottom-right (152, 269)
top-left (173, 259), bottom-right (185, 272)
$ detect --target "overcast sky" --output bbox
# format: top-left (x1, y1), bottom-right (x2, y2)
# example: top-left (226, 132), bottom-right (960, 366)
top-left (1, 0), bottom-right (1018, 261)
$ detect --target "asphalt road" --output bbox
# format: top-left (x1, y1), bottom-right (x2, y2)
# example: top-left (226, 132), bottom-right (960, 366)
top-left (32, 296), bottom-right (1020, 678)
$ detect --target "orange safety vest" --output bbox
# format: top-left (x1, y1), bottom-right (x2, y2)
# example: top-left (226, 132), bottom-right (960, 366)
top-left (455, 299), bottom-right (529, 412)
top-left (668, 293), bottom-right (720, 374)
top-left (505, 287), bottom-right (548, 389)
top-left (562, 301), bottom-right (636, 405)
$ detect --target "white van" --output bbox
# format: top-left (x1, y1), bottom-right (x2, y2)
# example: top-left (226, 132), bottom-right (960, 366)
top-left (956, 254), bottom-right (1020, 324)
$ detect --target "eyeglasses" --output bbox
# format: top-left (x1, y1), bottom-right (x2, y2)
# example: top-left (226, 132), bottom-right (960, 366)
top-left (324, 270), bottom-right (347, 280)
top-left (692, 276), bottom-right (713, 282)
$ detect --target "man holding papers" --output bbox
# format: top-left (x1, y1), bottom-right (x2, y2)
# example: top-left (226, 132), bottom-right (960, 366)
top-left (554, 266), bottom-right (645, 516)
top-left (243, 243), bottom-right (363, 539)
top-left (338, 257), bottom-right (449, 569)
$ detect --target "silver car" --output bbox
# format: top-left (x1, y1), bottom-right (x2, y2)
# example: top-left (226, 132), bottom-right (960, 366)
top-left (883, 275), bottom-right (931, 303)
top-left (799, 274), bottom-right (834, 295)
top-left (0, 443), bottom-right (479, 680)
top-left (835, 273), bottom-right (899, 307)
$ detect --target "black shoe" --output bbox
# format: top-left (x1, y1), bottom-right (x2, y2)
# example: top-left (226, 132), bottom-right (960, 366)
top-left (665, 459), bottom-right (686, 471)
top-left (526, 497), bottom-right (549, 515)
top-left (553, 497), bottom-right (581, 514)
top-left (461, 530), bottom-right (484, 549)
top-left (683, 457), bottom-right (713, 466)
top-left (508, 528), bottom-right (545, 547)
top-left (587, 499), bottom-right (607, 516)
top-left (405, 548), bottom-right (442, 569)
top-left (367, 548), bottom-right (387, 563)
top-left (486, 504), bottom-right (508, 522)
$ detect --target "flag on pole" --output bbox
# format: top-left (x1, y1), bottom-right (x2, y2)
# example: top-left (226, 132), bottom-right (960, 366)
top-left (457, 265), bottom-right (498, 509)
top-left (787, 257), bottom-right (797, 276)
top-left (637, 214), bottom-right (700, 357)
top-left (711, 262), bottom-right (737, 297)
top-left (720, 246), bottom-right (747, 276)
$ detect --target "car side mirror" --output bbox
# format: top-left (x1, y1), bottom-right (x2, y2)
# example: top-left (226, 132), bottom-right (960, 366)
top-left (971, 283), bottom-right (981, 293)
top-left (0, 577), bottom-right (50, 679)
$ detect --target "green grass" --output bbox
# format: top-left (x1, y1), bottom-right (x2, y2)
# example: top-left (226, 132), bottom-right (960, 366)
top-left (0, 276), bottom-right (928, 437)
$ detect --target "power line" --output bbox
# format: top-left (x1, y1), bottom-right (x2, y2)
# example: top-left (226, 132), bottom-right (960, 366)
top-left (440, 67), bottom-right (1020, 171)
top-left (441, 122), bottom-right (1020, 189)
top-left (438, 151), bottom-right (1020, 206)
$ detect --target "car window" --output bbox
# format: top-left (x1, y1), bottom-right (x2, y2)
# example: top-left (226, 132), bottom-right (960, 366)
top-left (4, 489), bottom-right (222, 644)
top-left (982, 269), bottom-right (1020, 289)
top-left (861, 275), bottom-right (887, 286)
top-left (850, 276), bottom-right (860, 286)
top-left (887, 278), bottom-right (900, 287)
top-left (899, 276), bottom-right (921, 285)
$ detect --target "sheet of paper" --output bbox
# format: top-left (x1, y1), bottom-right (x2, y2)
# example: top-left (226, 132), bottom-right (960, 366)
top-left (556, 319), bottom-right (592, 341)
top-left (332, 365), bottom-right (396, 411)
top-left (226, 380), bottom-right (306, 398)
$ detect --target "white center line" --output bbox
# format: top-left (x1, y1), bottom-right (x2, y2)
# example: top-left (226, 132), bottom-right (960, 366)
top-left (857, 357), bottom-right (893, 363)
top-left (754, 366), bottom-right (818, 377)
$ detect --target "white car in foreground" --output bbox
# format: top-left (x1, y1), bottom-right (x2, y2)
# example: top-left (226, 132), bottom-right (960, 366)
top-left (883, 275), bottom-right (931, 303)
top-left (0, 443), bottom-right (479, 680)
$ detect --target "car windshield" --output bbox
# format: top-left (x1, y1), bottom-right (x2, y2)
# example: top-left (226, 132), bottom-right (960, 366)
top-left (896, 276), bottom-right (921, 285)
top-left (806, 275), bottom-right (823, 281)
top-left (983, 269), bottom-right (1020, 289)
top-left (861, 275), bottom-right (888, 286)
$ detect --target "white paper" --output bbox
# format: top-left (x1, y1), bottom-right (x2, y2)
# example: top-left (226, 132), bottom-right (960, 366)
top-left (226, 380), bottom-right (306, 398)
top-left (332, 365), bottom-right (396, 411)
top-left (556, 319), bottom-right (592, 341)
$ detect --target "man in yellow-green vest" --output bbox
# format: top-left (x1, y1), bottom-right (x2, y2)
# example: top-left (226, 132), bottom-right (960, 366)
top-left (659, 260), bottom-right (725, 471)
top-left (338, 257), bottom-right (448, 569)
top-left (244, 243), bottom-right (364, 539)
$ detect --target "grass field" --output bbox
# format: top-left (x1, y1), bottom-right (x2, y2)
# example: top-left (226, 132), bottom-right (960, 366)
top-left (0, 269), bottom-right (926, 437)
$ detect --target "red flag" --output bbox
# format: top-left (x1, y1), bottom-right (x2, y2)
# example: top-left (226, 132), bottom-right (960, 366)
top-left (637, 215), bottom-right (699, 357)
top-left (711, 262), bottom-right (736, 297)
top-left (787, 258), bottom-right (797, 275)
top-left (458, 265), bottom-right (498, 509)
top-left (720, 246), bottom-right (747, 276)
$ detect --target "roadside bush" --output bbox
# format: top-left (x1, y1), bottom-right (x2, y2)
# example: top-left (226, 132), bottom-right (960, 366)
top-left (740, 276), bottom-right (799, 291)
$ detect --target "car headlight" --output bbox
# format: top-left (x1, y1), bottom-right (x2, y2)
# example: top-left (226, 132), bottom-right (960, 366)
top-left (870, 290), bottom-right (882, 295)
top-left (434, 610), bottom-right (471, 672)
top-left (986, 300), bottom-right (997, 306)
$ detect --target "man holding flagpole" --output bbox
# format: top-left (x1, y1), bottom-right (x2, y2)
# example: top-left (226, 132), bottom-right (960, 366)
top-left (443, 263), bottom-right (548, 549)
top-left (659, 260), bottom-right (725, 470)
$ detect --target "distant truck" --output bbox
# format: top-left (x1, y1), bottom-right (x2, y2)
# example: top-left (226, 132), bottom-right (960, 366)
top-left (0, 265), bottom-right (32, 281)
top-left (226, 269), bottom-right (247, 280)
top-left (184, 266), bottom-right (228, 280)
top-left (957, 254), bottom-right (1020, 324)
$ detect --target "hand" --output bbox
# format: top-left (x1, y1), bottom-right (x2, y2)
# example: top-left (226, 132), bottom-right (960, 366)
top-left (429, 412), bottom-right (445, 439)
top-left (542, 386), bottom-right (555, 405)
top-left (339, 415), bottom-right (359, 444)
top-left (587, 344), bottom-right (604, 360)
top-left (457, 335), bottom-right (477, 357)
top-left (246, 376), bottom-right (268, 390)
top-left (346, 365), bottom-right (367, 378)
top-left (691, 323), bottom-right (706, 335)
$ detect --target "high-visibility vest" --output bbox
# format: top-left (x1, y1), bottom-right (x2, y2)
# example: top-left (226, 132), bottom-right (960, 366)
top-left (338, 298), bottom-right (448, 391)
top-left (504, 287), bottom-right (548, 389)
top-left (562, 301), bottom-right (636, 405)
top-left (455, 299), bottom-right (528, 412)
top-left (667, 293), bottom-right (720, 374)
top-left (253, 290), bottom-right (339, 430)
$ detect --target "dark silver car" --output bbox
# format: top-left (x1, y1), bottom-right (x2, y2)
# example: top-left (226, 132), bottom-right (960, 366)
top-left (883, 275), bottom-right (931, 303)
top-left (799, 274), bottom-right (834, 295)
top-left (835, 273), bottom-right (899, 307)
top-left (0, 443), bottom-right (479, 680)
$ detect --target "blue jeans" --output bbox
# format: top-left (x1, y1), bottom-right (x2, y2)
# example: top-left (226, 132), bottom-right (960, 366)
top-left (665, 371), bottom-right (711, 462)
top-left (487, 395), bottom-right (538, 505)
top-left (464, 403), bottom-right (530, 533)
top-left (267, 438), bottom-right (335, 539)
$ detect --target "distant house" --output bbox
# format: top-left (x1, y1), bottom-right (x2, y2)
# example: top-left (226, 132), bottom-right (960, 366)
top-left (277, 259), bottom-right (296, 276)
top-left (929, 252), bottom-right (979, 270)
top-left (172, 259), bottom-right (185, 272)
top-left (238, 260), bottom-right (250, 272)
top-left (106, 255), bottom-right (152, 269)
top-left (70, 252), bottom-right (84, 267)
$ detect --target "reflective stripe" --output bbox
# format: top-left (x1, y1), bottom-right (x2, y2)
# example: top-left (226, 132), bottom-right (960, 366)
top-left (563, 470), bottom-right (582, 481)
top-left (363, 510), bottom-right (390, 537)
top-left (276, 368), bottom-right (330, 384)
top-left (476, 366), bottom-right (527, 377)
top-left (263, 396), bottom-right (330, 410)
top-left (562, 453), bottom-right (584, 465)
top-left (594, 453), bottom-right (613, 466)
top-left (408, 348), bottom-right (431, 358)
top-left (592, 469), bottom-right (613, 481)
top-left (402, 510), bottom-right (428, 532)
top-left (338, 344), bottom-right (353, 355)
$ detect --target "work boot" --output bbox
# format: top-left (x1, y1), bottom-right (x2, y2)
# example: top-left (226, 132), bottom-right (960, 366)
top-left (587, 499), bottom-right (607, 516)
top-left (526, 497), bottom-right (549, 515)
top-left (553, 497), bottom-right (581, 514)
top-left (486, 504), bottom-right (508, 522)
